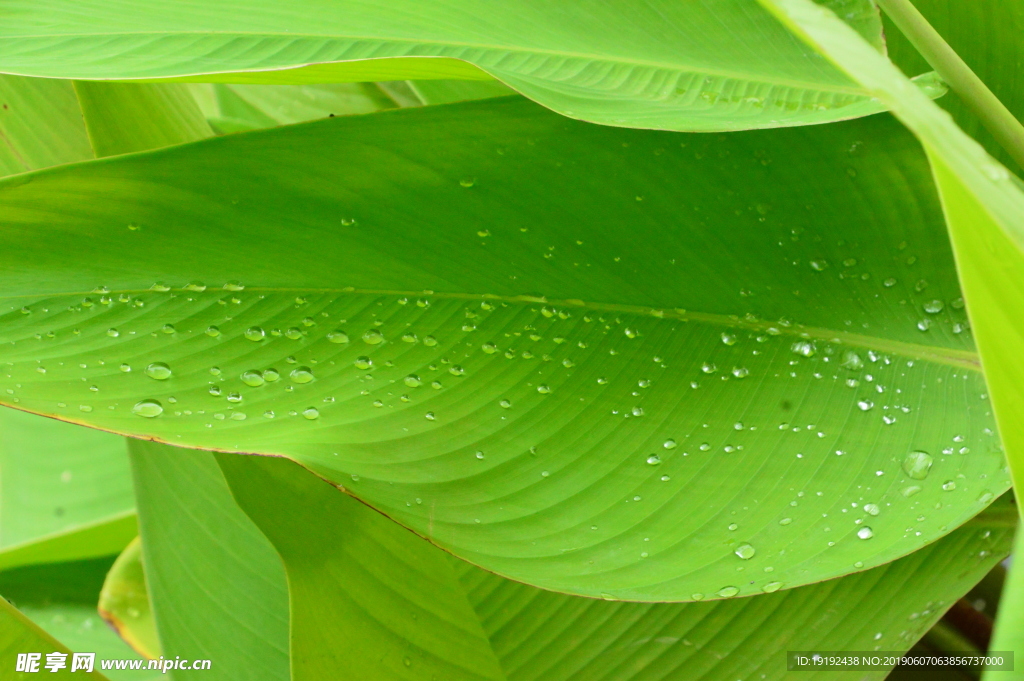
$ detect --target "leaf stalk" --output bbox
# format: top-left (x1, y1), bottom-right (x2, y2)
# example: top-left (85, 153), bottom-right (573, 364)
top-left (876, 0), bottom-right (1024, 171)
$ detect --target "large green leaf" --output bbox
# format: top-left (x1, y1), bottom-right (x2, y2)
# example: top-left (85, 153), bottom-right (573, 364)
top-left (219, 450), bottom-right (1016, 680)
top-left (0, 0), bottom-right (945, 132)
top-left (754, 0), bottom-right (1024, 663)
top-left (0, 98), bottom-right (1008, 600)
top-left (0, 557), bottom-right (156, 680)
top-left (0, 409), bottom-right (136, 571)
top-left (128, 440), bottom-right (289, 680)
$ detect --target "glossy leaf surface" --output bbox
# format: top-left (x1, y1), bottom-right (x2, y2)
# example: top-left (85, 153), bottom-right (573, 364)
top-left (221, 451), bottom-right (1016, 680)
top-left (0, 98), bottom-right (1009, 600)
top-left (0, 0), bottom-right (911, 131)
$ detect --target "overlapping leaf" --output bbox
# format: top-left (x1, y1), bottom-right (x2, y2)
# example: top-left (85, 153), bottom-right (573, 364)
top-left (0, 409), bottom-right (136, 572)
top-left (0, 557), bottom-right (155, 680)
top-left (0, 0), bottom-right (938, 132)
top-left (219, 451), bottom-right (1016, 680)
top-left (127, 441), bottom-right (289, 680)
top-left (0, 98), bottom-right (1009, 600)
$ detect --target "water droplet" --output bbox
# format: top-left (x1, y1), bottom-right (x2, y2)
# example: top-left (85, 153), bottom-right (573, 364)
top-left (902, 485), bottom-right (922, 497)
top-left (482, 342), bottom-right (498, 354)
top-left (404, 374), bottom-right (422, 388)
top-left (119, 363), bottom-right (132, 373)
top-left (721, 332), bottom-right (737, 346)
top-left (425, 412), bottom-right (436, 421)
top-left (809, 259), bottom-right (829, 271)
top-left (735, 544), bottom-right (756, 560)
top-left (226, 392), bottom-right (243, 403)
top-left (205, 325), bottom-right (221, 338)
top-left (537, 385), bottom-right (552, 394)
top-left (732, 367), bottom-right (750, 378)
top-left (107, 328), bottom-right (120, 338)
top-left (241, 370), bottom-right (265, 387)
top-left (863, 503), bottom-right (880, 516)
top-left (924, 300), bottom-right (944, 314)
top-left (244, 327), bottom-right (266, 342)
top-left (840, 351), bottom-right (863, 370)
top-left (282, 327), bottom-right (302, 340)
top-left (132, 399), bottom-right (163, 418)
top-left (184, 281), bottom-right (206, 292)
top-left (902, 450), bottom-right (933, 480)
top-left (646, 454), bottom-right (661, 465)
top-left (302, 407), bottom-right (319, 420)
top-left (717, 586), bottom-right (740, 598)
top-left (942, 480), bottom-right (957, 491)
top-left (779, 517), bottom-right (792, 525)
top-left (263, 368), bottom-right (280, 382)
top-left (699, 443), bottom-right (711, 451)
top-left (353, 356), bottom-right (373, 370)
top-left (791, 340), bottom-right (816, 357)
top-left (857, 527), bottom-right (874, 540)
top-left (449, 365), bottom-right (465, 376)
top-left (762, 582), bottom-right (782, 593)
top-left (857, 399), bottom-right (875, 411)
top-left (663, 439), bottom-right (677, 450)
top-left (727, 523), bottom-right (739, 531)
top-left (362, 329), bottom-right (385, 345)
top-left (290, 367), bottom-right (315, 383)
top-left (145, 362), bottom-right (172, 380)
top-left (624, 328), bottom-right (639, 339)
top-left (223, 280), bottom-right (244, 291)
top-left (499, 399), bottom-right (512, 409)
top-left (423, 335), bottom-right (438, 347)
top-left (208, 385), bottom-right (222, 396)
top-left (701, 362), bottom-right (718, 374)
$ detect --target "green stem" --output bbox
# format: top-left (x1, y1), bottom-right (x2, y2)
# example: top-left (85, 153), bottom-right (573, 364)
top-left (877, 0), bottom-right (1024, 172)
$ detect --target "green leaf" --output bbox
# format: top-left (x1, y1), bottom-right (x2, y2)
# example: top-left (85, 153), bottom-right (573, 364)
top-left (218, 450), bottom-right (505, 681)
top-left (0, 583), bottom-right (111, 679)
top-left (986, 527), bottom-right (1024, 680)
top-left (0, 0), bottom-right (929, 132)
top-left (219, 450), bottom-right (1017, 680)
top-left (0, 408), bottom-right (136, 572)
top-left (408, 80), bottom-right (517, 106)
top-left (97, 538), bottom-right (160, 660)
top-left (128, 440), bottom-right (289, 680)
top-left (193, 82), bottom-right (399, 133)
top-left (0, 557), bottom-right (156, 680)
top-left (0, 75), bottom-right (93, 174)
top-left (0, 98), bottom-right (1009, 600)
top-left (72, 82), bottom-right (212, 157)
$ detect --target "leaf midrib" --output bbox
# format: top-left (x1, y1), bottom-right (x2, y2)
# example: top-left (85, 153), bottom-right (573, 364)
top-left (2, 285), bottom-right (980, 371)
top-left (0, 31), bottom-right (870, 96)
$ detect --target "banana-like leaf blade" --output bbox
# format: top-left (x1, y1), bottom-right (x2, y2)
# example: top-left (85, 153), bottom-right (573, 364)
top-left (219, 450), bottom-right (1016, 680)
top-left (0, 98), bottom-right (1008, 600)
top-left (0, 0), bottom-right (911, 131)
